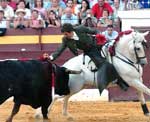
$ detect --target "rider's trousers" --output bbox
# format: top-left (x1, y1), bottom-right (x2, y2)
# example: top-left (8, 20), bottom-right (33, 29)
top-left (85, 47), bottom-right (105, 68)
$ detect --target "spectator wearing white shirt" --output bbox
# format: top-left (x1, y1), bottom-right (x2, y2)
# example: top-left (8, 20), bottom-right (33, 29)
top-left (81, 9), bottom-right (97, 27)
top-left (112, 0), bottom-right (125, 23)
top-left (0, 9), bottom-right (9, 36)
top-left (61, 7), bottom-right (79, 25)
top-left (102, 24), bottom-right (118, 41)
top-left (0, 9), bottom-right (9, 28)
top-left (0, 0), bottom-right (14, 20)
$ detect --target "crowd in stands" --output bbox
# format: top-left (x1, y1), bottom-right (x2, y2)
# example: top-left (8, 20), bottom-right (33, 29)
top-left (0, 0), bottom-right (149, 34)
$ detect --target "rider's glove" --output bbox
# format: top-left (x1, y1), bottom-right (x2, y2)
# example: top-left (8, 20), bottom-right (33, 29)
top-left (49, 55), bottom-right (54, 61)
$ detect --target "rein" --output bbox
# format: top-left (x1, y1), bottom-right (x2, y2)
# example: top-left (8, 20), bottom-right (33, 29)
top-left (133, 40), bottom-right (147, 64)
top-left (114, 32), bottom-right (147, 73)
top-left (115, 54), bottom-right (140, 73)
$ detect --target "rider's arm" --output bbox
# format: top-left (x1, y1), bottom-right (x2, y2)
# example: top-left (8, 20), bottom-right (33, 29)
top-left (50, 37), bottom-right (67, 61)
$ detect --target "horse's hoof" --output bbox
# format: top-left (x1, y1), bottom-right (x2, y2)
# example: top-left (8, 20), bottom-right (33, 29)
top-left (62, 111), bottom-right (68, 116)
top-left (43, 119), bottom-right (51, 122)
top-left (145, 113), bottom-right (150, 116)
top-left (67, 116), bottom-right (74, 121)
top-left (6, 119), bottom-right (11, 122)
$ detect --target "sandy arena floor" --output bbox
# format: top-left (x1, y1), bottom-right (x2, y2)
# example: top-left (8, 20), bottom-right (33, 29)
top-left (0, 101), bottom-right (150, 122)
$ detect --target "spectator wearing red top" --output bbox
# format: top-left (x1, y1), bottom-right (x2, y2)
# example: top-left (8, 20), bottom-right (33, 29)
top-left (9, 0), bottom-right (17, 11)
top-left (92, 0), bottom-right (113, 19)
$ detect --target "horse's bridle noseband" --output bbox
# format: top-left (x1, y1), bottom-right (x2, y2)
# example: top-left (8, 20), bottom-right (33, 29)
top-left (115, 36), bottom-right (148, 73)
top-left (133, 39), bottom-right (147, 64)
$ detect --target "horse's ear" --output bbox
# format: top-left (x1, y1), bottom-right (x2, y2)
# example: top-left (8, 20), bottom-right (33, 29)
top-left (142, 31), bottom-right (149, 37)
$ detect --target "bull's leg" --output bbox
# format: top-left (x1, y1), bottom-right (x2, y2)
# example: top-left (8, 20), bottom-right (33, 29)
top-left (47, 95), bottom-right (64, 114)
top-left (6, 103), bottom-right (21, 122)
top-left (137, 91), bottom-right (150, 116)
top-left (34, 95), bottom-right (63, 119)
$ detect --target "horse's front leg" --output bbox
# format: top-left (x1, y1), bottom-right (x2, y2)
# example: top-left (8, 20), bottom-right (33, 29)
top-left (127, 79), bottom-right (150, 116)
top-left (137, 91), bottom-right (150, 116)
top-left (127, 79), bottom-right (150, 96)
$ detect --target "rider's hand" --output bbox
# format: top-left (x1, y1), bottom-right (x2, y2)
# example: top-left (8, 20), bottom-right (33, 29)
top-left (49, 55), bottom-right (54, 61)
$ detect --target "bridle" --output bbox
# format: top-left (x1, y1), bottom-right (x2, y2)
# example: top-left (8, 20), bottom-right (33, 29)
top-left (115, 35), bottom-right (148, 73)
top-left (133, 39), bottom-right (147, 64)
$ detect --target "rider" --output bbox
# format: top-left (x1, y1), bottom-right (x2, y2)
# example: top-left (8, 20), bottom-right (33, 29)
top-left (46, 23), bottom-right (129, 93)
top-left (49, 23), bottom-right (105, 68)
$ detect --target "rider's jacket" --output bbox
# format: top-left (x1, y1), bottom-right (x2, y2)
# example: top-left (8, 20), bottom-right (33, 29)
top-left (51, 25), bottom-right (98, 60)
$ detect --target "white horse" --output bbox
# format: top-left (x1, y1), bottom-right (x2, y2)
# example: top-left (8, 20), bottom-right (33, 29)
top-left (35, 31), bottom-right (150, 119)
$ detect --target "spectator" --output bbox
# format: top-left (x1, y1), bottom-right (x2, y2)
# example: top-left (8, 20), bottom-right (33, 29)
top-left (81, 9), bottom-right (97, 27)
top-left (0, 9), bottom-right (9, 28)
top-left (88, 0), bottom-right (98, 8)
top-left (0, 0), bottom-right (14, 20)
top-left (34, 0), bottom-right (47, 19)
top-left (107, 0), bottom-right (114, 6)
top-left (16, 0), bottom-right (31, 19)
top-left (46, 10), bottom-right (60, 27)
top-left (112, 0), bottom-right (125, 24)
top-left (25, 0), bottom-right (34, 9)
top-left (76, 0), bottom-right (90, 22)
top-left (9, 0), bottom-right (17, 10)
top-left (126, 0), bottom-right (142, 10)
top-left (49, 0), bottom-right (66, 9)
top-left (66, 0), bottom-right (77, 15)
top-left (48, 0), bottom-right (64, 18)
top-left (13, 8), bottom-right (29, 29)
top-left (43, 0), bottom-right (51, 10)
top-left (61, 7), bottom-right (79, 25)
top-left (29, 9), bottom-right (45, 29)
top-left (92, 0), bottom-right (113, 19)
top-left (112, 0), bottom-right (126, 10)
top-left (97, 9), bottom-right (113, 27)
top-left (102, 24), bottom-right (118, 41)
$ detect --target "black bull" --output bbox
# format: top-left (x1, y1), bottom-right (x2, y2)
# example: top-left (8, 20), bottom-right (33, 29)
top-left (0, 59), bottom-right (70, 122)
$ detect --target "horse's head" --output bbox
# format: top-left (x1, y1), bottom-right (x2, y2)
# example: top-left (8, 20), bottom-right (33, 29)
top-left (127, 31), bottom-right (149, 65)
